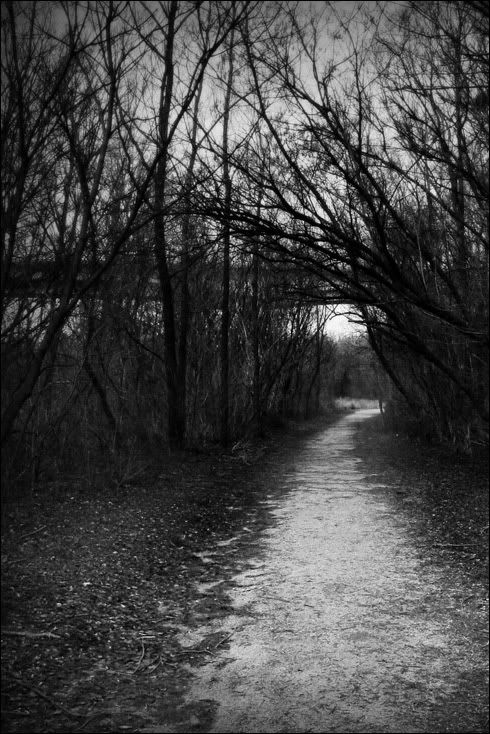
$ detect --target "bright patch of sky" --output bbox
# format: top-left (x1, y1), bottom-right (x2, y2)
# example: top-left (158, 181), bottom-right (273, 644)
top-left (326, 304), bottom-right (366, 338)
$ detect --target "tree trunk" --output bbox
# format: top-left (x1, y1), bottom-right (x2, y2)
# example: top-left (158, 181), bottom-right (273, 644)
top-left (153, 0), bottom-right (185, 447)
top-left (252, 232), bottom-right (261, 436)
top-left (178, 77), bottom-right (204, 446)
top-left (252, 188), bottom-right (263, 436)
top-left (220, 14), bottom-right (236, 447)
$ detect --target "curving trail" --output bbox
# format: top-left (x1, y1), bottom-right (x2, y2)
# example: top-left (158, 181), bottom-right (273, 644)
top-left (165, 410), bottom-right (486, 733)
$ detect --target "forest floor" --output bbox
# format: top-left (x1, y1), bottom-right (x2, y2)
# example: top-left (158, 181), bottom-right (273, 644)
top-left (1, 410), bottom-right (488, 733)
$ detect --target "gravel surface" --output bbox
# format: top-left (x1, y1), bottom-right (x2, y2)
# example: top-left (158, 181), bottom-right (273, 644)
top-left (157, 410), bottom-right (489, 733)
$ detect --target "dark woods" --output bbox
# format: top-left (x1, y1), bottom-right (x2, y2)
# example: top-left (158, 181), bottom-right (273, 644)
top-left (1, 1), bottom-right (488, 494)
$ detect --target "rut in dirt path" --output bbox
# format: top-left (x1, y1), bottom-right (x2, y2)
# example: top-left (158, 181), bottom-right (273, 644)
top-left (163, 410), bottom-right (487, 734)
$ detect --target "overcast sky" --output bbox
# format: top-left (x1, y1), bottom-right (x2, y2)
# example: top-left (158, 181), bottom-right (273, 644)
top-left (326, 305), bottom-right (366, 338)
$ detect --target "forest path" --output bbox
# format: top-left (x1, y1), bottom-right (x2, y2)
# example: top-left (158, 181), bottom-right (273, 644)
top-left (155, 409), bottom-right (486, 734)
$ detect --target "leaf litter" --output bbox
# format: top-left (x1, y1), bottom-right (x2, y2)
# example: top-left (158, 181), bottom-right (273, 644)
top-left (1, 412), bottom-right (488, 733)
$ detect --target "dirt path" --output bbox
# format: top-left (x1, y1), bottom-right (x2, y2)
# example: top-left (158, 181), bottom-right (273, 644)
top-left (155, 409), bottom-right (487, 734)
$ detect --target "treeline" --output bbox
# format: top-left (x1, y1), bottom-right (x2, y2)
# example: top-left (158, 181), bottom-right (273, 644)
top-left (1, 1), bottom-right (488, 491)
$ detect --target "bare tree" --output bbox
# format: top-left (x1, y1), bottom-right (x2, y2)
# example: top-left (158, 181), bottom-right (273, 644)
top-left (1, 0), bottom-right (249, 452)
top-left (219, 5), bottom-right (236, 447)
top-left (201, 0), bottom-right (489, 448)
top-left (1, 1), bottom-right (133, 445)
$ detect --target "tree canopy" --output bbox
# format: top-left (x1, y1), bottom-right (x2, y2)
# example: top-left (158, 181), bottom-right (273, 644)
top-left (1, 0), bottom-right (488, 487)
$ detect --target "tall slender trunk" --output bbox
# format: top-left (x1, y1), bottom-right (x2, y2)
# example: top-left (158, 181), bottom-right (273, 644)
top-left (83, 307), bottom-right (121, 449)
top-left (178, 78), bottom-right (204, 443)
top-left (220, 15), bottom-right (235, 447)
top-left (153, 0), bottom-right (185, 447)
top-left (304, 308), bottom-right (323, 418)
top-left (252, 189), bottom-right (263, 436)
top-left (451, 26), bottom-right (467, 296)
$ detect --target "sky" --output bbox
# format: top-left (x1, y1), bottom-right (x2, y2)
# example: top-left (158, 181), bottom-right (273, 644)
top-left (325, 305), bottom-right (366, 338)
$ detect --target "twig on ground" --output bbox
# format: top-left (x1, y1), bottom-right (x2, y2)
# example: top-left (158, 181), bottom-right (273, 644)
top-left (433, 542), bottom-right (480, 547)
top-left (214, 632), bottom-right (232, 649)
top-left (132, 639), bottom-right (146, 673)
top-left (177, 633), bottom-right (232, 658)
top-left (1, 630), bottom-right (61, 639)
top-left (4, 671), bottom-right (83, 718)
top-left (1, 558), bottom-right (26, 566)
top-left (71, 710), bottom-right (126, 732)
top-left (19, 525), bottom-right (47, 541)
top-left (148, 655), bottom-right (162, 672)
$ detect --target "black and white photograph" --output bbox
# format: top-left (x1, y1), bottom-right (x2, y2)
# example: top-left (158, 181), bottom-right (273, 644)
top-left (1, 1), bottom-right (488, 732)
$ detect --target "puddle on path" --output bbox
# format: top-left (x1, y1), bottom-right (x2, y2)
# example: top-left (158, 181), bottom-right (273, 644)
top-left (152, 410), bottom-right (488, 734)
